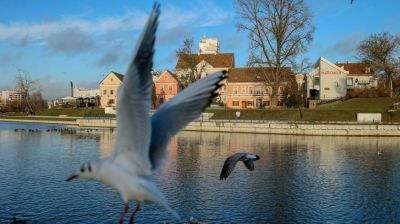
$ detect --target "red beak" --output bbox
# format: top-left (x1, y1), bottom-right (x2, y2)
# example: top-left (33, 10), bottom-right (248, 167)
top-left (66, 174), bottom-right (79, 181)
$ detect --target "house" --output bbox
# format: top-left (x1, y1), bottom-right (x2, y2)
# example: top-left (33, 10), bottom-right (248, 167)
top-left (306, 57), bottom-right (349, 101)
top-left (153, 70), bottom-right (183, 108)
top-left (335, 62), bottom-right (377, 89)
top-left (99, 71), bottom-right (124, 108)
top-left (225, 67), bottom-right (291, 109)
top-left (175, 53), bottom-right (235, 84)
top-left (305, 57), bottom-right (378, 102)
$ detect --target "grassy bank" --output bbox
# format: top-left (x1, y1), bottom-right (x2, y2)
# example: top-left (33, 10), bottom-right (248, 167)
top-left (208, 97), bottom-right (400, 122)
top-left (3, 97), bottom-right (399, 123)
top-left (0, 116), bottom-right (76, 122)
top-left (36, 108), bottom-right (115, 117)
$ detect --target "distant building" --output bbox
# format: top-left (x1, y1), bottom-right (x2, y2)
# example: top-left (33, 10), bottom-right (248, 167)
top-left (335, 62), bottom-right (377, 90)
top-left (153, 70), bottom-right (183, 108)
top-left (225, 67), bottom-right (291, 109)
top-left (199, 36), bottom-right (219, 54)
top-left (175, 53), bottom-right (235, 88)
top-left (71, 84), bottom-right (100, 108)
top-left (306, 57), bottom-right (378, 101)
top-left (99, 71), bottom-right (124, 108)
top-left (0, 89), bottom-right (27, 105)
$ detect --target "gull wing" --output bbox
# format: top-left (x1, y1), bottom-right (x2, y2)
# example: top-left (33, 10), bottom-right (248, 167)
top-left (219, 153), bottom-right (247, 180)
top-left (112, 4), bottom-right (160, 175)
top-left (149, 71), bottom-right (228, 170)
top-left (243, 159), bottom-right (255, 171)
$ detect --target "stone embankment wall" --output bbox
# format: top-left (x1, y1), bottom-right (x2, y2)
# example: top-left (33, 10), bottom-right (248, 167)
top-left (76, 118), bottom-right (400, 136)
top-left (2, 118), bottom-right (400, 136)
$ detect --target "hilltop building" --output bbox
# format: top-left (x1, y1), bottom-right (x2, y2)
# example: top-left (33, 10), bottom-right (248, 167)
top-left (306, 57), bottom-right (377, 102)
top-left (198, 36), bottom-right (219, 54)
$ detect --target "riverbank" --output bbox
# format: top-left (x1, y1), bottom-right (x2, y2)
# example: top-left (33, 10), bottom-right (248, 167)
top-left (2, 117), bottom-right (400, 136)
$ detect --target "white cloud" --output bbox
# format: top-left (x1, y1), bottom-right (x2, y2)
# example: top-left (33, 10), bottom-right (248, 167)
top-left (0, 3), bottom-right (231, 43)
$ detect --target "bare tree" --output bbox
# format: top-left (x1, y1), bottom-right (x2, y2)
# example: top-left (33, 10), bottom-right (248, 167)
top-left (175, 37), bottom-right (207, 88)
top-left (236, 0), bottom-right (314, 107)
top-left (357, 32), bottom-right (400, 97)
top-left (14, 68), bottom-right (45, 114)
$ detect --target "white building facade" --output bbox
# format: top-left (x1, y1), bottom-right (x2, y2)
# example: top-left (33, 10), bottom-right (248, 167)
top-left (306, 57), bottom-right (378, 101)
top-left (306, 57), bottom-right (348, 100)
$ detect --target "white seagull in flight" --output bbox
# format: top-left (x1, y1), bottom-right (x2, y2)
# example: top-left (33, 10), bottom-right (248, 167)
top-left (66, 4), bottom-right (227, 224)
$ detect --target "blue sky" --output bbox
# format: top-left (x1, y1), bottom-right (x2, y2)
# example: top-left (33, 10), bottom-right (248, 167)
top-left (0, 0), bottom-right (399, 99)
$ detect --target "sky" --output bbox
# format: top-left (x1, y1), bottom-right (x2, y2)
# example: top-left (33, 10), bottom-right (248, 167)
top-left (0, 0), bottom-right (399, 99)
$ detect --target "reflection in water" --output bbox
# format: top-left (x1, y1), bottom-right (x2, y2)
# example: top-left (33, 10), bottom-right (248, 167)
top-left (1, 122), bottom-right (400, 223)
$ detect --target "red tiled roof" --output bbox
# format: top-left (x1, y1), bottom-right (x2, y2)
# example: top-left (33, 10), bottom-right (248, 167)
top-left (176, 53), bottom-right (235, 69)
top-left (335, 62), bottom-right (374, 76)
top-left (227, 67), bottom-right (292, 82)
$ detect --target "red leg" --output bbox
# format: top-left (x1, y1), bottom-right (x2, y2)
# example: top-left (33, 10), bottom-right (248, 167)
top-left (129, 202), bottom-right (141, 224)
top-left (118, 203), bottom-right (129, 224)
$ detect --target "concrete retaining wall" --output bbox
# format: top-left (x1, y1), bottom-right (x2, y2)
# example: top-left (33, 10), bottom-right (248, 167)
top-left (3, 117), bottom-right (400, 136)
top-left (183, 121), bottom-right (400, 136)
top-left (75, 118), bottom-right (400, 136)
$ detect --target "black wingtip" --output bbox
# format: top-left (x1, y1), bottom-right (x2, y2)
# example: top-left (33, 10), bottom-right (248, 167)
top-left (153, 2), bottom-right (161, 14)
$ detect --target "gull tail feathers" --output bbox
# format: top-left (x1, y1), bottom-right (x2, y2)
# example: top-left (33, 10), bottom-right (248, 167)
top-left (147, 182), bottom-right (181, 220)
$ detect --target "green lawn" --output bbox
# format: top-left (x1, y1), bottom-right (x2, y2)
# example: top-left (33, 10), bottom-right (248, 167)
top-left (0, 116), bottom-right (76, 122)
top-left (36, 108), bottom-right (115, 118)
top-left (319, 97), bottom-right (400, 112)
top-left (207, 97), bottom-right (400, 122)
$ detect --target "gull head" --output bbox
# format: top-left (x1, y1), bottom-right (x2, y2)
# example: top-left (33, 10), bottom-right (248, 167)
top-left (66, 161), bottom-right (100, 181)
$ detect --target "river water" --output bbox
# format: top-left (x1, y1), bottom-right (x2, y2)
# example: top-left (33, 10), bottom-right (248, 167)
top-left (0, 121), bottom-right (400, 223)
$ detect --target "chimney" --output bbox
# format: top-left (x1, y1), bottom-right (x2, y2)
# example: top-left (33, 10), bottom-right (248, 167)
top-left (70, 81), bottom-right (74, 97)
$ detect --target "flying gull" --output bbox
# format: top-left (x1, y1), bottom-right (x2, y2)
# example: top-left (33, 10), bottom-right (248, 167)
top-left (67, 4), bottom-right (227, 224)
top-left (220, 153), bottom-right (260, 180)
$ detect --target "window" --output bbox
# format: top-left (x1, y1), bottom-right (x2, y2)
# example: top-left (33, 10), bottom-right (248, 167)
top-left (233, 87), bottom-right (238, 94)
top-left (160, 85), bottom-right (164, 92)
top-left (233, 101), bottom-right (239, 106)
top-left (108, 99), bottom-right (114, 105)
top-left (249, 87), bottom-right (254, 94)
top-left (324, 88), bottom-right (330, 90)
top-left (223, 85), bottom-right (227, 91)
top-left (103, 90), bottom-right (107, 95)
top-left (241, 86), bottom-right (247, 94)
top-left (314, 77), bottom-right (320, 86)
top-left (168, 85), bottom-right (173, 92)
top-left (256, 86), bottom-right (261, 94)
top-left (347, 78), bottom-right (353, 86)
top-left (110, 90), bottom-right (114, 95)
top-left (247, 101), bottom-right (254, 107)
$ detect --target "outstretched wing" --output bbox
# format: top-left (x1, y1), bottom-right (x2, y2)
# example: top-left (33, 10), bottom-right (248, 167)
top-left (149, 71), bottom-right (228, 170)
top-left (243, 160), bottom-right (255, 171)
top-left (219, 153), bottom-right (247, 180)
top-left (112, 4), bottom-right (160, 175)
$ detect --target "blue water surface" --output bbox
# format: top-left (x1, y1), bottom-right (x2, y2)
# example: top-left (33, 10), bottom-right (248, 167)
top-left (0, 121), bottom-right (400, 223)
